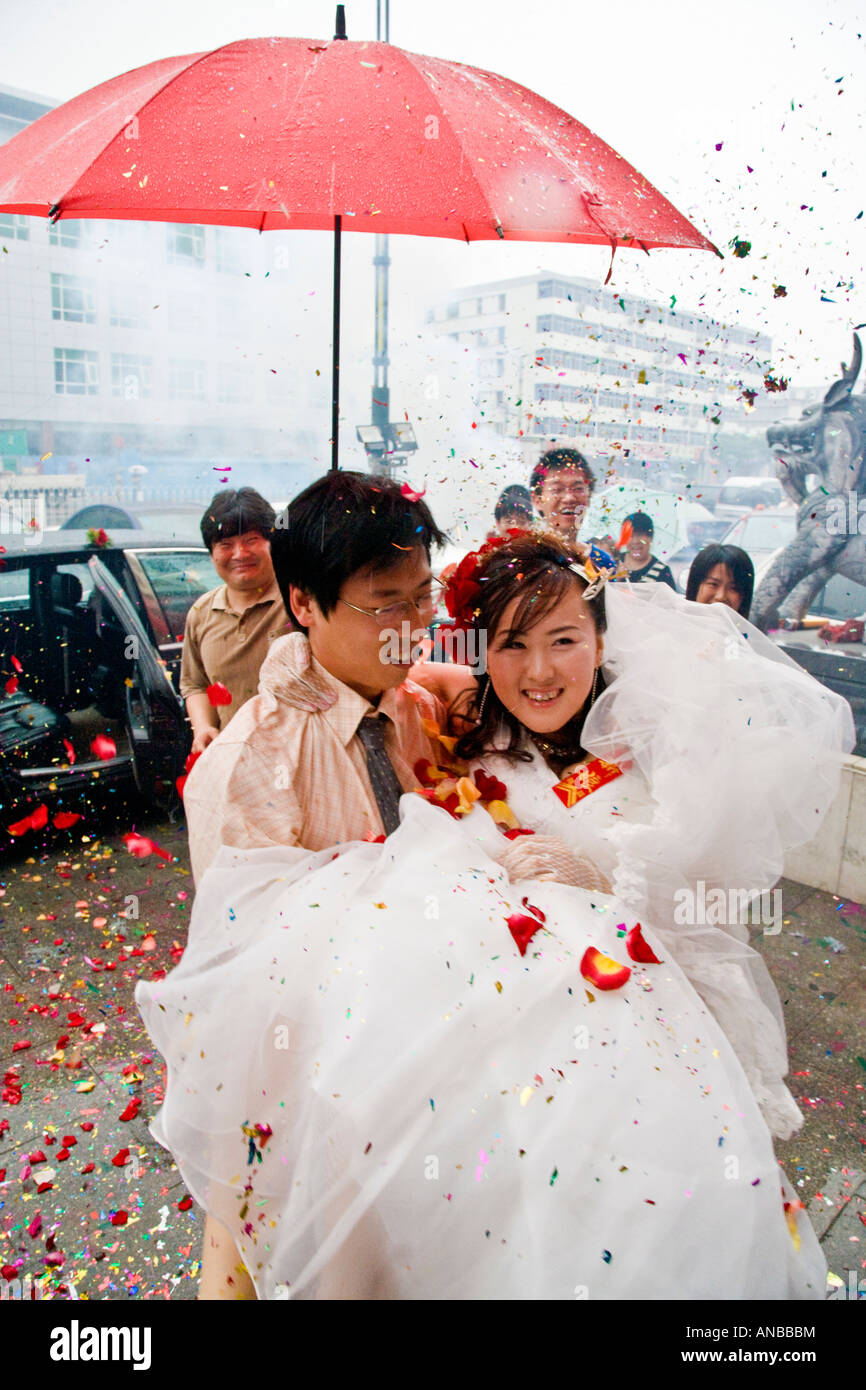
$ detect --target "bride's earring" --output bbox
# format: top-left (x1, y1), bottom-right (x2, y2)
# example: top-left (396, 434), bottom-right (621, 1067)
top-left (478, 674), bottom-right (492, 721)
top-left (589, 668), bottom-right (599, 707)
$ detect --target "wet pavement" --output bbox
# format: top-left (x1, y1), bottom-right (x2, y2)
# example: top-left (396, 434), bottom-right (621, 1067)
top-left (0, 806), bottom-right (863, 1301)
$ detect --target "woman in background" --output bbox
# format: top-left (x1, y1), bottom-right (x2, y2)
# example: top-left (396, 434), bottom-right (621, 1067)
top-left (686, 543), bottom-right (755, 617)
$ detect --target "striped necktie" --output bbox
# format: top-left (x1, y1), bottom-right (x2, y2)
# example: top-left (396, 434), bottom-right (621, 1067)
top-left (355, 713), bottom-right (404, 835)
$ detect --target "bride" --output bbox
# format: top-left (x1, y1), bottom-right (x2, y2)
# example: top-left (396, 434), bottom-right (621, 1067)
top-left (136, 531), bottom-right (853, 1300)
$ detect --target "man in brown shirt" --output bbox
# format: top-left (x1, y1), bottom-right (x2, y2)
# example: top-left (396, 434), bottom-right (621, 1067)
top-left (180, 488), bottom-right (288, 754)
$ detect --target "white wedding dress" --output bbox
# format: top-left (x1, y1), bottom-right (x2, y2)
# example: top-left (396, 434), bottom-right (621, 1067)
top-left (136, 585), bottom-right (854, 1301)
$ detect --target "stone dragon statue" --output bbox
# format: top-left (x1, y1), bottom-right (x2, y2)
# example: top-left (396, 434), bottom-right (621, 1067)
top-left (752, 334), bottom-right (866, 632)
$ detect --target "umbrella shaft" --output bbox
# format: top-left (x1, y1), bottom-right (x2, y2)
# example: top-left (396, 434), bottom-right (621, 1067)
top-left (331, 214), bottom-right (342, 471)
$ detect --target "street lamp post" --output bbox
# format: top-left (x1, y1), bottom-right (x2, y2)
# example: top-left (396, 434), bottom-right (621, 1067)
top-left (356, 0), bottom-right (419, 477)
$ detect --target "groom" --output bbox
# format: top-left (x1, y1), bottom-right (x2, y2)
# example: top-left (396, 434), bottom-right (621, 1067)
top-left (182, 470), bottom-right (451, 884)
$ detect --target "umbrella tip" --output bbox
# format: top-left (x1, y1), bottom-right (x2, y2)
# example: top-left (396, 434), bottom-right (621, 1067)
top-left (334, 5), bottom-right (347, 40)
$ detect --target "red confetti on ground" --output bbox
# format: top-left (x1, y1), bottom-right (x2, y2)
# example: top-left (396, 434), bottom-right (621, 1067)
top-left (122, 832), bottom-right (171, 861)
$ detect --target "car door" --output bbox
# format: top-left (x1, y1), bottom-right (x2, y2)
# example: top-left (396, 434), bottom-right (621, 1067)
top-left (88, 556), bottom-right (188, 806)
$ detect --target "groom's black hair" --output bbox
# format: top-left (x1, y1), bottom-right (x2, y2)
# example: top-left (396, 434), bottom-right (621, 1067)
top-left (272, 471), bottom-right (448, 632)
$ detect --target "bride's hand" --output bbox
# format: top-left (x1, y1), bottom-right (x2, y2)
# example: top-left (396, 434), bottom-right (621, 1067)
top-left (496, 834), bottom-right (612, 894)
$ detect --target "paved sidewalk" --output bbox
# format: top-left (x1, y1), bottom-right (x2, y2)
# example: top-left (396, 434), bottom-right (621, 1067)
top-left (0, 814), bottom-right (863, 1300)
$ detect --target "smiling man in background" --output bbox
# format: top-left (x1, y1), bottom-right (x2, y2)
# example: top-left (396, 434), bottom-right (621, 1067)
top-left (180, 487), bottom-right (288, 754)
top-left (529, 448), bottom-right (594, 544)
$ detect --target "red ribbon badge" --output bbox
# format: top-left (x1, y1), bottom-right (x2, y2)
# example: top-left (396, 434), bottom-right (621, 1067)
top-left (553, 758), bottom-right (623, 809)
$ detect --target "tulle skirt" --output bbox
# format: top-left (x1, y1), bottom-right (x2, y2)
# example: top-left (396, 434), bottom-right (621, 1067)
top-left (136, 796), bottom-right (825, 1300)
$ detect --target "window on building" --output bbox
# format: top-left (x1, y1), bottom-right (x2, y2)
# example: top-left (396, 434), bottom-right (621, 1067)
top-left (51, 272), bottom-right (97, 324)
top-left (48, 220), bottom-right (88, 248)
top-left (480, 293), bottom-right (506, 313)
top-left (54, 348), bottom-right (99, 396)
top-left (458, 298), bottom-right (479, 318)
top-left (111, 354), bottom-right (154, 400)
top-left (168, 359), bottom-right (207, 401)
top-left (0, 213), bottom-right (30, 241)
top-left (446, 302), bottom-right (459, 319)
top-left (217, 363), bottom-right (254, 404)
top-left (215, 227), bottom-right (244, 274)
top-left (109, 284), bottom-right (149, 330)
top-left (167, 225), bottom-right (206, 265)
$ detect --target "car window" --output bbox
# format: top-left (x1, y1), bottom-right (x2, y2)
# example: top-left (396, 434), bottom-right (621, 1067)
top-left (132, 550), bottom-right (219, 641)
top-left (0, 568), bottom-right (30, 612)
top-left (812, 574), bottom-right (866, 620)
top-left (54, 562), bottom-right (94, 604)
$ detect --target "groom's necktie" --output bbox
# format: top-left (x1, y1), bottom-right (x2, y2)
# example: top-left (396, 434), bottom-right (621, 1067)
top-left (355, 713), bottom-right (404, 835)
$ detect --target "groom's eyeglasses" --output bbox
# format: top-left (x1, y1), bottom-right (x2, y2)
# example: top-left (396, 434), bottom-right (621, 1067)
top-left (339, 580), bottom-right (444, 626)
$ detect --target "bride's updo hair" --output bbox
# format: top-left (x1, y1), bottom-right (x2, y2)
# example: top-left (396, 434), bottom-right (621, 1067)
top-left (454, 531), bottom-right (607, 764)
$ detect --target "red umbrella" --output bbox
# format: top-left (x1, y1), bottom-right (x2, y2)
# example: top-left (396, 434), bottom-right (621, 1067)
top-left (0, 9), bottom-right (718, 467)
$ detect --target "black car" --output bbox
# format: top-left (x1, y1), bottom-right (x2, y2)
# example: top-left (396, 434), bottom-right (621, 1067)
top-left (0, 531), bottom-right (220, 828)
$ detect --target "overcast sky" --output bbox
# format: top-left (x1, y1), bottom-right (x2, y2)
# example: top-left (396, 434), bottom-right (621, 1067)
top-left (4, 0), bottom-right (865, 389)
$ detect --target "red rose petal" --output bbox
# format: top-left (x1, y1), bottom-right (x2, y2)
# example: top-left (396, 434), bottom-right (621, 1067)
top-left (625, 923), bottom-right (662, 965)
top-left (10, 656), bottom-right (22, 674)
top-left (62, 1135), bottom-right (76, 1146)
top-left (53, 812), bottom-right (82, 829)
top-left (27, 1214), bottom-right (42, 1238)
top-left (62, 738), bottom-right (76, 765)
top-left (7, 814), bottom-right (34, 836)
top-left (2, 1264), bottom-right (22, 1280)
top-left (80, 1163), bottom-right (95, 1174)
top-left (111, 1148), bottom-right (130, 1167)
top-left (177, 1196), bottom-right (193, 1211)
top-left (206, 682), bottom-right (232, 707)
top-left (5, 676), bottom-right (18, 696)
top-left (474, 769), bottom-right (507, 802)
top-left (400, 483), bottom-right (426, 503)
top-left (110, 1210), bottom-right (128, 1226)
top-left (502, 827), bottom-right (535, 840)
top-left (90, 734), bottom-right (117, 761)
top-left (28, 1151), bottom-right (46, 1164)
top-left (66, 1013), bottom-right (85, 1027)
top-left (580, 946), bottom-right (631, 991)
top-left (118, 1099), bottom-right (141, 1122)
top-left (36, 1181), bottom-right (53, 1194)
top-left (30, 804), bottom-right (48, 830)
top-left (79, 1122), bottom-right (94, 1132)
top-left (507, 911), bottom-right (546, 957)
top-left (12, 1040), bottom-right (31, 1052)
top-left (56, 1148), bottom-right (70, 1162)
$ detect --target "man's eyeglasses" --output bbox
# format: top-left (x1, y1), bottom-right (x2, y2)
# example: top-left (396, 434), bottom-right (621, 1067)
top-left (338, 580), bottom-right (445, 625)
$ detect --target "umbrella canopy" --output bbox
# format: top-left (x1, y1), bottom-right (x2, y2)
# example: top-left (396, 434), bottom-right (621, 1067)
top-left (582, 484), bottom-right (716, 559)
top-left (0, 35), bottom-right (717, 249)
top-left (0, 27), bottom-right (719, 466)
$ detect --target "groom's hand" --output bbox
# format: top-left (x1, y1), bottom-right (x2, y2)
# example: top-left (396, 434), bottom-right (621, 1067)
top-left (496, 834), bottom-right (612, 894)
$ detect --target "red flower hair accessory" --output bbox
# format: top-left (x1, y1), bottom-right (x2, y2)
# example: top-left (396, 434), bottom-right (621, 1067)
top-left (442, 530), bottom-right (528, 631)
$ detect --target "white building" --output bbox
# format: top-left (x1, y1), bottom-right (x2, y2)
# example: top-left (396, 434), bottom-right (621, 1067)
top-left (0, 84), bottom-right (323, 516)
top-left (425, 271), bottom-right (773, 485)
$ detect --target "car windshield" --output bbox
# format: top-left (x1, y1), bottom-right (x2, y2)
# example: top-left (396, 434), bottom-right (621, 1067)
top-left (719, 484), bottom-right (782, 508)
top-left (133, 550), bottom-right (220, 641)
top-left (727, 513), bottom-right (797, 550)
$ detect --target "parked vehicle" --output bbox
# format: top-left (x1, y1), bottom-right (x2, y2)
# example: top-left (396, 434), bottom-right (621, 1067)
top-left (0, 531), bottom-right (220, 829)
top-left (671, 506), bottom-right (798, 594)
top-left (64, 503), bottom-right (205, 543)
top-left (715, 475), bottom-right (784, 520)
